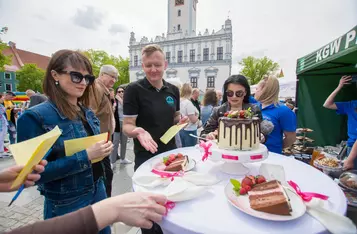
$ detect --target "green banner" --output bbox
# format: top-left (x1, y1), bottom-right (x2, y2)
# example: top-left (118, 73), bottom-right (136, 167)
top-left (297, 25), bottom-right (357, 74)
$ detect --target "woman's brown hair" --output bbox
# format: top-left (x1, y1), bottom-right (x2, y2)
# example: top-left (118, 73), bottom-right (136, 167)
top-left (43, 49), bottom-right (94, 120)
top-left (203, 89), bottom-right (217, 106)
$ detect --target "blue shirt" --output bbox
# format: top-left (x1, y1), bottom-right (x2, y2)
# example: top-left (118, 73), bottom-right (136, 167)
top-left (262, 103), bottom-right (297, 154)
top-left (201, 105), bottom-right (214, 126)
top-left (335, 100), bottom-right (357, 147)
top-left (249, 96), bottom-right (258, 104)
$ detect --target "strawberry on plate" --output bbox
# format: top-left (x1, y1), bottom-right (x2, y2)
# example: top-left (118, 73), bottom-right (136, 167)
top-left (255, 175), bottom-right (266, 184)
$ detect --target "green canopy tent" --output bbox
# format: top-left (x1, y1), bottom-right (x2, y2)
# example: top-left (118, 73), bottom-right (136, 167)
top-left (296, 25), bottom-right (357, 147)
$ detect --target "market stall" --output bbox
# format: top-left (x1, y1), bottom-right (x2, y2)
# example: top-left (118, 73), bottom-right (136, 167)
top-left (296, 25), bottom-right (357, 147)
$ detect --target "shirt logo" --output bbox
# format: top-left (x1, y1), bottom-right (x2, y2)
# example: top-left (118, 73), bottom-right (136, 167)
top-left (166, 96), bottom-right (175, 106)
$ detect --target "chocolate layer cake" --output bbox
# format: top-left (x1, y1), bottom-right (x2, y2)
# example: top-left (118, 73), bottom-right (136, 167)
top-left (165, 156), bottom-right (189, 171)
top-left (248, 180), bottom-right (292, 216)
top-left (218, 117), bottom-right (260, 150)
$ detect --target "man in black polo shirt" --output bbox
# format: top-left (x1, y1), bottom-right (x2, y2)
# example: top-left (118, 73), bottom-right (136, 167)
top-left (191, 88), bottom-right (201, 119)
top-left (123, 44), bottom-right (187, 234)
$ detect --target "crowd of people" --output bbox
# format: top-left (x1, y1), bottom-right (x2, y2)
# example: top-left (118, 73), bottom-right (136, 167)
top-left (4, 43), bottom-right (345, 234)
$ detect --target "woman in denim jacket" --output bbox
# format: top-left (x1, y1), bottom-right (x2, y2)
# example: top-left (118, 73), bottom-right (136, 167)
top-left (17, 50), bottom-right (114, 234)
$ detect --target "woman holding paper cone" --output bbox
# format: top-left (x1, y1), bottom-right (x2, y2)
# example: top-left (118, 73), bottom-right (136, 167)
top-left (16, 50), bottom-right (113, 234)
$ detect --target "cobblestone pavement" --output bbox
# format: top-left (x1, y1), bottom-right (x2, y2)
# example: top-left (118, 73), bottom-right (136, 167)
top-left (0, 140), bottom-right (140, 234)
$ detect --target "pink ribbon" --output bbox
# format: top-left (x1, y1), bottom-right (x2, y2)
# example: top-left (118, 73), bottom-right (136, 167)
top-left (151, 169), bottom-right (184, 181)
top-left (287, 180), bottom-right (329, 202)
top-left (222, 154), bottom-right (239, 160)
top-left (250, 154), bottom-right (263, 160)
top-left (164, 200), bottom-right (176, 215)
top-left (200, 140), bottom-right (212, 161)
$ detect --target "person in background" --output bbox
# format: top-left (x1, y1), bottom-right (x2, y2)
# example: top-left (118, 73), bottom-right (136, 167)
top-left (167, 78), bottom-right (183, 148)
top-left (110, 86), bottom-right (131, 170)
top-left (109, 88), bottom-right (115, 106)
top-left (0, 162), bottom-right (167, 234)
top-left (0, 94), bottom-right (9, 158)
top-left (202, 75), bottom-right (262, 140)
top-left (17, 50), bottom-right (114, 234)
top-left (180, 83), bottom-right (199, 147)
top-left (201, 89), bottom-right (217, 126)
top-left (285, 99), bottom-right (296, 112)
top-left (89, 65), bottom-right (118, 198)
top-left (255, 75), bottom-right (296, 154)
top-left (323, 76), bottom-right (357, 159)
top-left (25, 89), bottom-right (48, 108)
top-left (344, 139), bottom-right (357, 170)
top-left (4, 91), bottom-right (16, 144)
top-left (190, 88), bottom-right (201, 119)
top-left (216, 89), bottom-right (223, 105)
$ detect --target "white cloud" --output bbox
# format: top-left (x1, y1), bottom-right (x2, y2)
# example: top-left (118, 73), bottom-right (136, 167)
top-left (72, 6), bottom-right (104, 30)
top-left (108, 24), bottom-right (128, 35)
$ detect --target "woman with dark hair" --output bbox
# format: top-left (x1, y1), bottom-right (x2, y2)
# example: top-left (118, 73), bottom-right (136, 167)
top-left (201, 89), bottom-right (218, 126)
top-left (201, 75), bottom-right (262, 140)
top-left (110, 86), bottom-right (131, 170)
top-left (17, 50), bottom-right (114, 234)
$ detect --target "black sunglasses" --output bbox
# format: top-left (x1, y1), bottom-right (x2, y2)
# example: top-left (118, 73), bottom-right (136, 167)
top-left (117, 90), bottom-right (124, 93)
top-left (60, 71), bottom-right (95, 85)
top-left (226, 90), bottom-right (245, 98)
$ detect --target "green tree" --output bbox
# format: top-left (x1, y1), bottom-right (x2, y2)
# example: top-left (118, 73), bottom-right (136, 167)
top-left (239, 56), bottom-right (280, 85)
top-left (16, 64), bottom-right (45, 92)
top-left (0, 42), bottom-right (11, 72)
top-left (81, 49), bottom-right (130, 89)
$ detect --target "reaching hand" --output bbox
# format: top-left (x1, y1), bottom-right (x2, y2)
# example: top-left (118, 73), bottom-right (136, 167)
top-left (343, 158), bottom-right (354, 171)
top-left (206, 130), bottom-right (218, 140)
top-left (0, 160), bottom-right (47, 192)
top-left (93, 192), bottom-right (167, 230)
top-left (178, 116), bottom-right (189, 125)
top-left (86, 140), bottom-right (114, 161)
top-left (338, 76), bottom-right (352, 89)
top-left (132, 127), bottom-right (158, 154)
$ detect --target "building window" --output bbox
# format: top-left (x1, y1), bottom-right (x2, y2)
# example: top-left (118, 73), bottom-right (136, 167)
top-left (175, 0), bottom-right (184, 6)
top-left (134, 55), bottom-right (138, 67)
top-left (190, 49), bottom-right (195, 62)
top-left (0, 81), bottom-right (2, 87)
top-left (177, 50), bottom-right (183, 63)
top-left (207, 76), bottom-right (215, 88)
top-left (4, 73), bottom-right (11, 80)
top-left (166, 52), bottom-right (171, 64)
top-left (178, 24), bottom-right (181, 31)
top-left (203, 48), bottom-right (209, 61)
top-left (217, 47), bottom-right (223, 60)
top-left (5, 84), bottom-right (12, 91)
top-left (191, 77), bottom-right (197, 88)
top-left (178, 10), bottom-right (181, 16)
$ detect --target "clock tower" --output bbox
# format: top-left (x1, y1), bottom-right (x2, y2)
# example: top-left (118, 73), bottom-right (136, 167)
top-left (167, 0), bottom-right (198, 35)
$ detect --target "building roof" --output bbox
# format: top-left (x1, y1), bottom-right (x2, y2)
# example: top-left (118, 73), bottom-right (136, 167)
top-left (2, 41), bottom-right (50, 71)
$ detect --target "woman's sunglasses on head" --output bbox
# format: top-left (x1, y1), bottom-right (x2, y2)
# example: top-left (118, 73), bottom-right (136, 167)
top-left (58, 71), bottom-right (95, 85)
top-left (226, 90), bottom-right (245, 98)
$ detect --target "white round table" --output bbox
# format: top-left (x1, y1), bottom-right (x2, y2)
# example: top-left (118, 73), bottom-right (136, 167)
top-left (133, 147), bottom-right (347, 234)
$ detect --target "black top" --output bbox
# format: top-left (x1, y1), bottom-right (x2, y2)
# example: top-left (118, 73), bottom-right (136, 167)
top-left (113, 99), bottom-right (121, 133)
top-left (191, 98), bottom-right (201, 119)
top-left (80, 111), bottom-right (104, 183)
top-left (123, 78), bottom-right (180, 154)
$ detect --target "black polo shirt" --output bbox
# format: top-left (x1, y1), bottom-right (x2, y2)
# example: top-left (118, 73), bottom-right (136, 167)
top-left (191, 98), bottom-right (201, 119)
top-left (123, 77), bottom-right (180, 154)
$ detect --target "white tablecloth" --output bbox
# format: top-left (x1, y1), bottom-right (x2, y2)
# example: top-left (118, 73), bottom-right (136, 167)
top-left (133, 147), bottom-right (347, 234)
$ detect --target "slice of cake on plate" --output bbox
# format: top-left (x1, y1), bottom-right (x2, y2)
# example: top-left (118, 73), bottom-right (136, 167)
top-left (165, 155), bottom-right (189, 171)
top-left (248, 180), bottom-right (292, 215)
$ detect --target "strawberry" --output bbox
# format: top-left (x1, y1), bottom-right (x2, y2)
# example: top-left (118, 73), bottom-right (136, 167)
top-left (177, 153), bottom-right (184, 158)
top-left (244, 185), bottom-right (252, 191)
top-left (224, 112), bottom-right (229, 117)
top-left (241, 176), bottom-right (254, 187)
top-left (239, 110), bottom-right (245, 118)
top-left (256, 175), bottom-right (266, 184)
top-left (239, 187), bottom-right (247, 195)
top-left (247, 175), bottom-right (257, 185)
top-left (168, 154), bottom-right (176, 162)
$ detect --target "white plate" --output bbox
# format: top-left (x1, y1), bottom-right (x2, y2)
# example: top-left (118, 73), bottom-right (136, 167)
top-left (224, 183), bottom-right (306, 221)
top-left (152, 157), bottom-right (196, 173)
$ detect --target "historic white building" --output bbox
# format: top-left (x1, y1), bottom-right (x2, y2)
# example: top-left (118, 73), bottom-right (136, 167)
top-left (128, 0), bottom-right (233, 91)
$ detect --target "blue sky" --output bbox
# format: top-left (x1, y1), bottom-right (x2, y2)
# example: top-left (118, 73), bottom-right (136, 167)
top-left (0, 0), bottom-right (356, 81)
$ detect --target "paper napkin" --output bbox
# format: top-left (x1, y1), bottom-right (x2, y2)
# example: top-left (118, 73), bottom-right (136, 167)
top-left (160, 123), bottom-right (188, 144)
top-left (64, 132), bottom-right (108, 163)
top-left (9, 126), bottom-right (62, 189)
top-left (164, 178), bottom-right (210, 202)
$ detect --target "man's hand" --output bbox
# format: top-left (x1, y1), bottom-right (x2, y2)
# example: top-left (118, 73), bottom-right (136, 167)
top-left (337, 75), bottom-right (352, 89)
top-left (0, 160), bottom-right (47, 192)
top-left (343, 158), bottom-right (354, 171)
top-left (178, 116), bottom-right (189, 125)
top-left (132, 127), bottom-right (158, 154)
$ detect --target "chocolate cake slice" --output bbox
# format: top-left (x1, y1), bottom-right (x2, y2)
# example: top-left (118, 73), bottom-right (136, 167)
top-left (165, 156), bottom-right (189, 171)
top-left (248, 180), bottom-right (292, 216)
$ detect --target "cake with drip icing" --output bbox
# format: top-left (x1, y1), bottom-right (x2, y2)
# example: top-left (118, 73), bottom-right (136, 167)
top-left (218, 109), bottom-right (260, 150)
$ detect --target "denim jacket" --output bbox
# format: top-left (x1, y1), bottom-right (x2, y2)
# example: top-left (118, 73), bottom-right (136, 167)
top-left (17, 101), bottom-right (100, 201)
